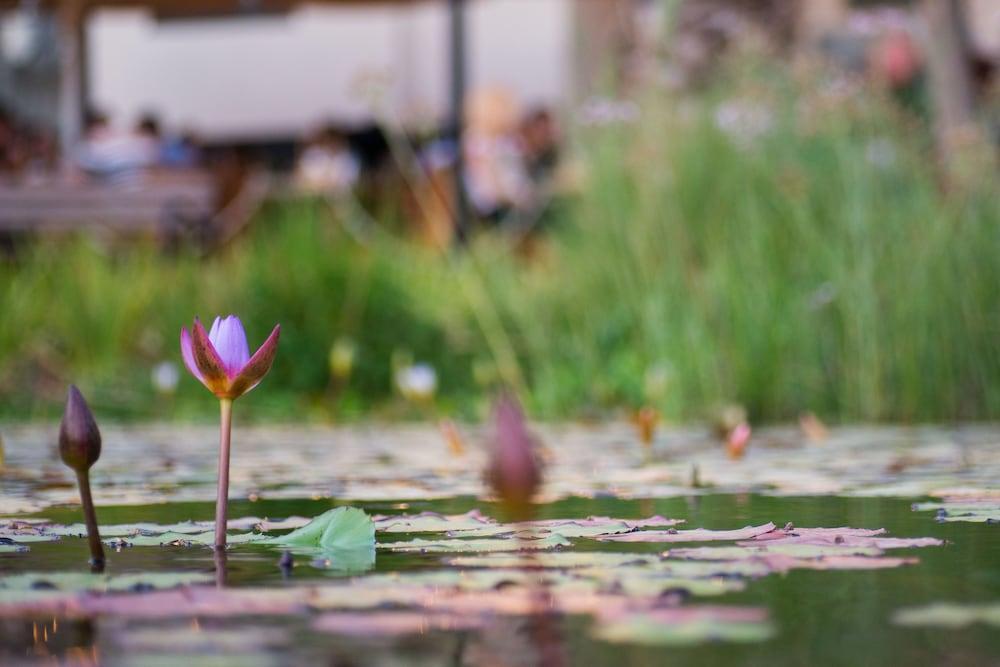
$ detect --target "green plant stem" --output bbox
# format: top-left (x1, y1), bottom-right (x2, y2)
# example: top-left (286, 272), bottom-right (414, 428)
top-left (75, 469), bottom-right (104, 569)
top-left (214, 398), bottom-right (233, 551)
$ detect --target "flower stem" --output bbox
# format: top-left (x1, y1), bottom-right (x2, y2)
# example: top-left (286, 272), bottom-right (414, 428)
top-left (214, 398), bottom-right (233, 551)
top-left (75, 469), bottom-right (105, 570)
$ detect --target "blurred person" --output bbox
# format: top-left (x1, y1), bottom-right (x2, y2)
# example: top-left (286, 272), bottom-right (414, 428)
top-left (159, 130), bottom-right (202, 168)
top-left (75, 109), bottom-right (158, 178)
top-left (0, 109), bottom-right (57, 179)
top-left (519, 107), bottom-right (561, 186)
top-left (295, 124), bottom-right (359, 194)
top-left (463, 87), bottom-right (533, 225)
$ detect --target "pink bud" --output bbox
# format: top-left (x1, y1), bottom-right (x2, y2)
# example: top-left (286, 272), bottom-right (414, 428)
top-left (484, 394), bottom-right (543, 514)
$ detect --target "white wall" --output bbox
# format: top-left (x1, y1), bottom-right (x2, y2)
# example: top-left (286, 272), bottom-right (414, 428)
top-left (88, 0), bottom-right (571, 138)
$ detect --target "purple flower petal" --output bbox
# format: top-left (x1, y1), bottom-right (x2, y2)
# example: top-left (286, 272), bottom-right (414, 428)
top-left (229, 324), bottom-right (280, 398)
top-left (180, 328), bottom-right (206, 385)
top-left (208, 315), bottom-right (250, 377)
top-left (190, 318), bottom-right (232, 397)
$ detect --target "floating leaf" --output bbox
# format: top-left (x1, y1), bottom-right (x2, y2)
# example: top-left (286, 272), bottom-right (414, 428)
top-left (892, 603), bottom-right (1000, 628)
top-left (373, 510), bottom-right (495, 533)
top-left (667, 543), bottom-right (886, 560)
top-left (381, 534), bottom-right (572, 553)
top-left (597, 522), bottom-right (776, 543)
top-left (110, 531), bottom-right (268, 548)
top-left (912, 501), bottom-right (1000, 523)
top-left (593, 607), bottom-right (775, 645)
top-left (0, 571), bottom-right (214, 605)
top-left (313, 611), bottom-right (485, 636)
top-left (737, 526), bottom-right (942, 549)
top-left (269, 507), bottom-right (375, 551)
top-left (446, 552), bottom-right (662, 569)
top-left (455, 521), bottom-right (635, 539)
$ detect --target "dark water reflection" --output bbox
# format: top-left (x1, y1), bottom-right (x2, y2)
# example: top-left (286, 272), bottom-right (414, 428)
top-left (0, 494), bottom-right (998, 666)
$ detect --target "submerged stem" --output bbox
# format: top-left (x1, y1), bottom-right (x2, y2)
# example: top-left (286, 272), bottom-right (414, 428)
top-left (215, 399), bottom-right (234, 551)
top-left (75, 469), bottom-right (104, 570)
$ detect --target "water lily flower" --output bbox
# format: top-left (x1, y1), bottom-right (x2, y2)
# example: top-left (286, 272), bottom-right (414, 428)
top-left (181, 315), bottom-right (279, 551)
top-left (181, 316), bottom-right (280, 401)
top-left (395, 363), bottom-right (437, 402)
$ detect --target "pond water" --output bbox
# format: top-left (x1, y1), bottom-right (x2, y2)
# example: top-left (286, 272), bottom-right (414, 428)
top-left (0, 424), bottom-right (998, 665)
top-left (1, 493), bottom-right (998, 666)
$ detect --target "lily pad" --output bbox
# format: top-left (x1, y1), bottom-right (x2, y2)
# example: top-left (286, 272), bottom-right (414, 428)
top-left (381, 534), bottom-right (572, 553)
top-left (0, 571), bottom-right (214, 604)
top-left (597, 522), bottom-right (776, 543)
top-left (268, 507), bottom-right (375, 551)
top-left (892, 603), bottom-right (1000, 628)
top-left (446, 552), bottom-right (662, 569)
top-left (454, 520), bottom-right (636, 539)
top-left (911, 501), bottom-right (1000, 524)
top-left (313, 610), bottom-right (486, 636)
top-left (593, 607), bottom-right (775, 645)
top-left (667, 543), bottom-right (887, 560)
top-left (373, 510), bottom-right (496, 533)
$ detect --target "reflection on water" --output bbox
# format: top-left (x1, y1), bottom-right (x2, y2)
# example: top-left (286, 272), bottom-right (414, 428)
top-left (0, 494), bottom-right (998, 666)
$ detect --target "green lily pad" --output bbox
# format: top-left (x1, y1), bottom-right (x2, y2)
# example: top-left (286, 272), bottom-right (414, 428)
top-left (381, 534), bottom-right (572, 553)
top-left (911, 501), bottom-right (1000, 523)
top-left (454, 521), bottom-right (635, 539)
top-left (597, 522), bottom-right (777, 543)
top-left (267, 507), bottom-right (375, 551)
top-left (111, 531), bottom-right (269, 547)
top-left (373, 510), bottom-right (495, 533)
top-left (593, 607), bottom-right (775, 645)
top-left (893, 603), bottom-right (1000, 628)
top-left (313, 610), bottom-right (485, 636)
top-left (446, 552), bottom-right (662, 569)
top-left (0, 571), bottom-right (214, 604)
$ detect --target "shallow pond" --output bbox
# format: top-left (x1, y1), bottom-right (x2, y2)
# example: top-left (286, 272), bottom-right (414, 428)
top-left (0, 424), bottom-right (998, 665)
top-left (0, 493), bottom-right (997, 666)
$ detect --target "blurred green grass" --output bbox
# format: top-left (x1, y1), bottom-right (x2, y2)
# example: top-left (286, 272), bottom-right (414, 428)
top-left (1, 65), bottom-right (997, 424)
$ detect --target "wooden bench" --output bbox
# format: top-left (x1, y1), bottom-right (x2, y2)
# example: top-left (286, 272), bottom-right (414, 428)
top-left (0, 169), bottom-right (270, 248)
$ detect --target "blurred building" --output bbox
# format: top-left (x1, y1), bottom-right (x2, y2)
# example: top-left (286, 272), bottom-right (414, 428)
top-left (1, 0), bottom-right (573, 146)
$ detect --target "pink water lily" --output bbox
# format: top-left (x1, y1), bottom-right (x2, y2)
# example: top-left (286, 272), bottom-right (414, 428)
top-left (181, 316), bottom-right (280, 400)
top-left (180, 315), bottom-right (279, 552)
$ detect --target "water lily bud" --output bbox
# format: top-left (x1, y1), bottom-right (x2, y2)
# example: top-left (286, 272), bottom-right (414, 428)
top-left (59, 386), bottom-right (101, 473)
top-left (485, 394), bottom-right (543, 516)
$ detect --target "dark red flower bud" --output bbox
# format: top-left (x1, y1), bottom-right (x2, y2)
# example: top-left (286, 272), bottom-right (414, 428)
top-left (59, 385), bottom-right (102, 473)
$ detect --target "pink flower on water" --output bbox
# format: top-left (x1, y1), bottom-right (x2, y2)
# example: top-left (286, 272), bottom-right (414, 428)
top-left (180, 315), bottom-right (280, 400)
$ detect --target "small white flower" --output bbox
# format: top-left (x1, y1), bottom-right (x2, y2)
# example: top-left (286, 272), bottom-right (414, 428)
top-left (396, 363), bottom-right (438, 402)
top-left (151, 361), bottom-right (180, 395)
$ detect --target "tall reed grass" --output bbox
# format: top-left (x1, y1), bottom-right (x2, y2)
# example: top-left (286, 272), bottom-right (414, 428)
top-left (1, 64), bottom-right (996, 423)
